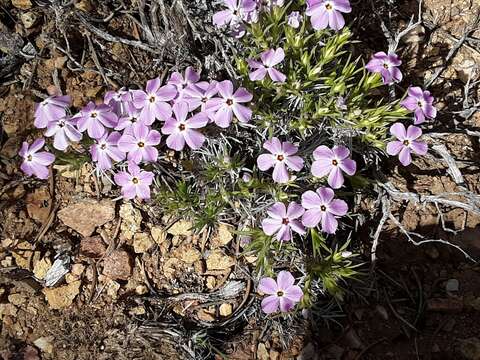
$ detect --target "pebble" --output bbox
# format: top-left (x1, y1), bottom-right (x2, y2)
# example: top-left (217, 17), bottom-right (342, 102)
top-left (102, 250), bottom-right (132, 281)
top-left (80, 236), bottom-right (107, 258)
top-left (446, 278), bottom-right (459, 292)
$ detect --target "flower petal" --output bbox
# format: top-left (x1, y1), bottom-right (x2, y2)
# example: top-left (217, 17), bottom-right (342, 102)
top-left (258, 277), bottom-right (278, 295)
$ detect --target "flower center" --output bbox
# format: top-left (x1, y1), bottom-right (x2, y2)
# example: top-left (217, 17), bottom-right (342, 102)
top-left (332, 159), bottom-right (338, 166)
top-left (91, 112), bottom-right (98, 118)
top-left (132, 177), bottom-right (139, 184)
top-left (282, 218), bottom-right (290, 225)
top-left (226, 99), bottom-right (234, 106)
top-left (202, 97), bottom-right (208, 103)
top-left (325, 3), bottom-right (333, 10)
top-left (417, 101), bottom-right (423, 107)
top-left (100, 144), bottom-right (107, 150)
top-left (179, 124), bottom-right (186, 131)
top-left (320, 205), bottom-right (327, 211)
top-left (149, 96), bottom-right (156, 103)
top-left (138, 142), bottom-right (145, 148)
top-left (383, 63), bottom-right (389, 69)
top-left (27, 155), bottom-right (32, 161)
top-left (277, 154), bottom-right (284, 161)
top-left (131, 117), bottom-right (137, 123)
top-left (58, 122), bottom-right (65, 128)
top-left (277, 290), bottom-right (284, 297)
top-left (403, 140), bottom-right (410, 146)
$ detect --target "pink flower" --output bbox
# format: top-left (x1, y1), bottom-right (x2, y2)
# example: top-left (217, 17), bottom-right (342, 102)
top-left (400, 87), bottom-right (437, 125)
top-left (114, 161), bottom-right (154, 200)
top-left (34, 95), bottom-right (71, 129)
top-left (257, 137), bottom-right (303, 183)
top-left (44, 116), bottom-right (82, 151)
top-left (205, 80), bottom-right (253, 128)
top-left (213, 0), bottom-right (257, 32)
top-left (132, 78), bottom-right (177, 125)
top-left (301, 187), bottom-right (348, 234)
top-left (168, 67), bottom-right (206, 102)
top-left (259, 271), bottom-right (303, 314)
top-left (287, 11), bottom-right (302, 28)
top-left (183, 81), bottom-right (219, 116)
top-left (104, 88), bottom-right (135, 116)
top-left (261, 202), bottom-right (306, 241)
top-left (90, 132), bottom-right (126, 170)
top-left (118, 125), bottom-right (161, 163)
top-left (311, 145), bottom-right (356, 189)
top-left (73, 102), bottom-right (118, 139)
top-left (19, 138), bottom-right (55, 180)
top-left (386, 123), bottom-right (427, 166)
top-left (115, 108), bottom-right (146, 135)
top-left (161, 102), bottom-right (209, 151)
top-left (365, 52), bottom-right (403, 85)
top-left (306, 0), bottom-right (351, 31)
top-left (248, 48), bottom-right (286, 83)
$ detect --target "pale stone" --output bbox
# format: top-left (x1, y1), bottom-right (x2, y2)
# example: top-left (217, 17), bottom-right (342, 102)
top-left (43, 280), bottom-right (81, 309)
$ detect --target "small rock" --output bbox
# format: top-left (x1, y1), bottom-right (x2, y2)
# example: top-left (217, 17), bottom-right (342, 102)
top-left (459, 337), bottom-right (480, 360)
top-left (168, 220), bottom-right (193, 236)
top-left (33, 257), bottom-right (52, 279)
top-left (74, 0), bottom-right (92, 12)
top-left (80, 236), bottom-right (107, 258)
top-left (129, 305), bottom-right (146, 316)
top-left (8, 293), bottom-right (27, 306)
top-left (206, 249), bottom-right (235, 270)
top-left (102, 250), bottom-right (132, 281)
top-left (197, 308), bottom-right (215, 322)
top-left (133, 233), bottom-right (155, 253)
top-left (344, 328), bottom-right (363, 349)
top-left (43, 280), bottom-right (81, 309)
top-left (71, 263), bottom-right (85, 276)
top-left (135, 285), bottom-right (148, 295)
top-left (211, 224), bottom-right (234, 248)
top-left (219, 303), bottom-right (233, 317)
top-left (257, 343), bottom-right (269, 360)
top-left (106, 280), bottom-right (120, 299)
top-left (0, 303), bottom-right (17, 319)
top-left (26, 187), bottom-right (51, 224)
top-left (12, 0), bottom-right (32, 9)
top-left (21, 12), bottom-right (37, 29)
top-left (269, 349), bottom-right (280, 360)
top-left (427, 298), bottom-right (463, 313)
top-left (151, 226), bottom-right (167, 244)
top-left (181, 248), bottom-right (202, 264)
top-left (119, 203), bottom-right (142, 240)
top-left (33, 336), bottom-right (54, 354)
top-left (206, 276), bottom-right (216, 289)
top-left (446, 279), bottom-right (459, 292)
top-left (58, 199), bottom-right (115, 237)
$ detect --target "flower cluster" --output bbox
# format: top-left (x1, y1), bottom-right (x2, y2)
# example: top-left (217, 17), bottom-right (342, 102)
top-left (20, 67), bottom-right (253, 201)
top-left (211, 0), bottom-right (437, 314)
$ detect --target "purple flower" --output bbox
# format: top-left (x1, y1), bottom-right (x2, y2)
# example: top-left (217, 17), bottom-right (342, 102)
top-left (118, 125), bottom-right (161, 163)
top-left (73, 102), bottom-right (118, 139)
top-left (248, 48), bottom-right (286, 83)
top-left (168, 67), bottom-right (206, 101)
top-left (44, 117), bottom-right (82, 151)
top-left (400, 87), bottom-right (437, 125)
top-left (257, 137), bottom-right (304, 183)
top-left (301, 187), bottom-right (348, 234)
top-left (311, 145), bottom-right (356, 189)
top-left (114, 161), bottom-right (154, 200)
top-left (104, 88), bottom-right (135, 116)
top-left (206, 80), bottom-right (253, 128)
top-left (306, 0), bottom-right (351, 31)
top-left (90, 132), bottom-right (126, 170)
top-left (115, 108), bottom-right (146, 135)
top-left (365, 52), bottom-right (403, 85)
top-left (183, 81), bottom-right (219, 116)
top-left (287, 11), bottom-right (302, 28)
top-left (132, 78), bottom-right (177, 125)
top-left (261, 202), bottom-right (306, 241)
top-left (19, 138), bottom-right (55, 180)
top-left (34, 95), bottom-right (71, 129)
top-left (386, 123), bottom-right (428, 166)
top-left (213, 0), bottom-right (256, 28)
top-left (258, 271), bottom-right (303, 314)
top-left (161, 102), bottom-right (209, 151)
